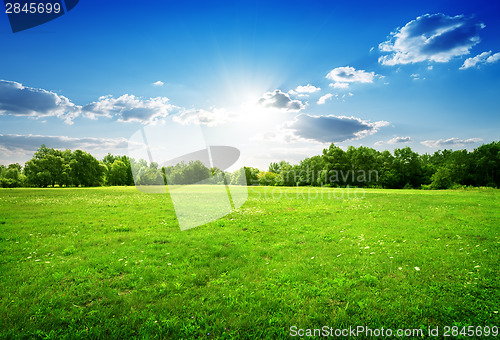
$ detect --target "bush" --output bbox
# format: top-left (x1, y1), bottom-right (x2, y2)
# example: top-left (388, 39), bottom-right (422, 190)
top-left (430, 168), bottom-right (454, 189)
top-left (403, 183), bottom-right (413, 189)
top-left (0, 178), bottom-right (22, 188)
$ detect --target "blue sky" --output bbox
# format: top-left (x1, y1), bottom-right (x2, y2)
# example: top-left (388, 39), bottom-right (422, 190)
top-left (1, 0), bottom-right (499, 168)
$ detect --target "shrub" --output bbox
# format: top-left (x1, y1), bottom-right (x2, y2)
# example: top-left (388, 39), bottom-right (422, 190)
top-left (0, 178), bottom-right (22, 188)
top-left (430, 168), bottom-right (454, 189)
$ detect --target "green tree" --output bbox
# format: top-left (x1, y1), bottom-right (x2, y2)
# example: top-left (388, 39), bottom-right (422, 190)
top-left (393, 147), bottom-right (423, 188)
top-left (230, 167), bottom-right (251, 186)
top-left (5, 166), bottom-right (20, 180)
top-left (471, 141), bottom-right (500, 187)
top-left (70, 150), bottom-right (105, 187)
top-left (270, 161), bottom-right (295, 186)
top-left (430, 168), bottom-right (454, 189)
top-left (345, 146), bottom-right (380, 187)
top-left (24, 145), bottom-right (67, 187)
top-left (244, 167), bottom-right (260, 186)
top-left (185, 160), bottom-right (211, 184)
top-left (296, 156), bottom-right (324, 186)
top-left (378, 150), bottom-right (398, 188)
top-left (257, 171), bottom-right (278, 186)
top-left (268, 162), bottom-right (280, 174)
top-left (0, 163), bottom-right (25, 187)
top-left (108, 160), bottom-right (129, 186)
top-left (322, 143), bottom-right (347, 186)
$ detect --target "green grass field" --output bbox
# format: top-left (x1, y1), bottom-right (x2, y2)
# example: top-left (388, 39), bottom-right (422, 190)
top-left (1, 186), bottom-right (499, 339)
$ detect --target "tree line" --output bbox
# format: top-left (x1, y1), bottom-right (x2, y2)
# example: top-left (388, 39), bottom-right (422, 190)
top-left (250, 142), bottom-right (499, 189)
top-left (0, 141), bottom-right (499, 189)
top-left (0, 144), bottom-right (241, 188)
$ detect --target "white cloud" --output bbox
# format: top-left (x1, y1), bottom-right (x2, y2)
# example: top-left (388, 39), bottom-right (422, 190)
top-left (294, 84), bottom-right (321, 93)
top-left (376, 136), bottom-right (413, 146)
top-left (317, 93), bottom-right (333, 105)
top-left (288, 89), bottom-right (310, 98)
top-left (326, 67), bottom-right (377, 88)
top-left (460, 51), bottom-right (500, 69)
top-left (489, 53), bottom-right (500, 64)
top-left (379, 13), bottom-right (484, 66)
top-left (388, 136), bottom-right (412, 144)
top-left (0, 80), bottom-right (80, 124)
top-left (285, 114), bottom-right (389, 144)
top-left (257, 89), bottom-right (305, 112)
top-left (329, 82), bottom-right (349, 89)
top-left (153, 81), bottom-right (164, 87)
top-left (410, 73), bottom-right (425, 80)
top-left (421, 137), bottom-right (483, 148)
top-left (0, 79), bottom-right (181, 125)
top-left (173, 108), bottom-right (233, 127)
top-left (82, 94), bottom-right (177, 123)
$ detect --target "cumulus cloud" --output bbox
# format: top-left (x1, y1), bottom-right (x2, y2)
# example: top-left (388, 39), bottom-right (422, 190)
top-left (153, 81), bottom-right (164, 87)
top-left (330, 82), bottom-right (350, 89)
top-left (388, 136), bottom-right (412, 144)
top-left (287, 89), bottom-right (309, 98)
top-left (0, 133), bottom-right (129, 154)
top-left (488, 53), bottom-right (500, 64)
top-left (82, 94), bottom-right (177, 123)
top-left (376, 136), bottom-right (413, 145)
top-left (326, 67), bottom-right (377, 88)
top-left (257, 89), bottom-right (305, 111)
top-left (285, 114), bottom-right (389, 143)
top-left (294, 84), bottom-right (321, 93)
top-left (0, 80), bottom-right (80, 124)
top-left (421, 137), bottom-right (483, 148)
top-left (0, 79), bottom-right (180, 125)
top-left (173, 108), bottom-right (233, 127)
top-left (317, 93), bottom-right (333, 105)
top-left (379, 13), bottom-right (484, 66)
top-left (460, 51), bottom-right (500, 69)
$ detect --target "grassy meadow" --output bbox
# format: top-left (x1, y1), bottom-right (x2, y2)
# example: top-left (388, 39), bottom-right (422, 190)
top-left (0, 186), bottom-right (499, 339)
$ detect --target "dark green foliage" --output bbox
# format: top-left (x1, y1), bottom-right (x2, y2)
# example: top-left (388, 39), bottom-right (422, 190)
top-left (108, 160), bottom-right (129, 186)
top-left (243, 166), bottom-right (260, 186)
top-left (70, 149), bottom-right (106, 187)
top-left (258, 141), bottom-right (500, 189)
top-left (1, 142), bottom-right (500, 189)
top-left (470, 141), bottom-right (500, 187)
top-left (14, 145), bottom-right (105, 187)
top-left (161, 160), bottom-right (226, 185)
top-left (129, 159), bottom-right (230, 186)
top-left (132, 158), bottom-right (165, 185)
top-left (430, 168), bottom-right (454, 189)
top-left (102, 153), bottom-right (135, 186)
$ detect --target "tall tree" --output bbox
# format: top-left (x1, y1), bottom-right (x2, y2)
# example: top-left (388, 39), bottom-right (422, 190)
top-left (471, 141), bottom-right (500, 187)
top-left (393, 147), bottom-right (422, 188)
top-left (108, 160), bottom-right (129, 186)
top-left (24, 145), bottom-right (66, 187)
top-left (70, 150), bottom-right (105, 187)
top-left (321, 143), bottom-right (348, 186)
